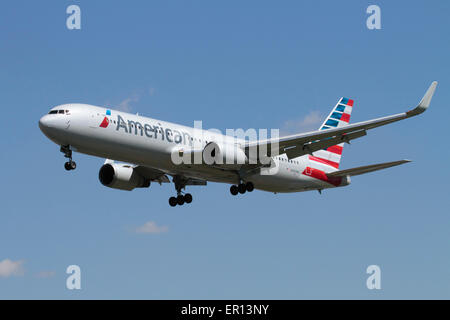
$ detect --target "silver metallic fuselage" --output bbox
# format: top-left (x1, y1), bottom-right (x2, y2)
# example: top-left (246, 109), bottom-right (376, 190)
top-left (39, 104), bottom-right (345, 193)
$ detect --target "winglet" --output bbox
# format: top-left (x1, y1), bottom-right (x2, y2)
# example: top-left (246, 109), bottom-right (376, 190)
top-left (406, 81), bottom-right (437, 117)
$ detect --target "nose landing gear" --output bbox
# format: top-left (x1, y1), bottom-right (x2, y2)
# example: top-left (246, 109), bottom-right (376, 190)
top-left (64, 161), bottom-right (77, 171)
top-left (61, 145), bottom-right (77, 171)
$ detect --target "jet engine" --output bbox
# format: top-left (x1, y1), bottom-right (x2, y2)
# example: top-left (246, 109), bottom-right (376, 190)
top-left (98, 163), bottom-right (150, 191)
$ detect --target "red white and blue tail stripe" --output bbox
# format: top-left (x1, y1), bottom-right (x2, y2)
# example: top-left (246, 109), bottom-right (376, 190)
top-left (309, 97), bottom-right (354, 169)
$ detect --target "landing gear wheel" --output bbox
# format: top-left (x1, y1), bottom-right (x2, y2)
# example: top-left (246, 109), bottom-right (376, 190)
top-left (64, 161), bottom-right (76, 171)
top-left (246, 182), bottom-right (254, 192)
top-left (230, 185), bottom-right (238, 195)
top-left (184, 193), bottom-right (193, 204)
top-left (177, 195), bottom-right (185, 206)
top-left (238, 183), bottom-right (246, 194)
top-left (61, 146), bottom-right (76, 171)
top-left (171, 176), bottom-right (195, 206)
top-left (169, 197), bottom-right (178, 207)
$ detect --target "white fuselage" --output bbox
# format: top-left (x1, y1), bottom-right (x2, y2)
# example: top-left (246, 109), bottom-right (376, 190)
top-left (39, 104), bottom-right (348, 193)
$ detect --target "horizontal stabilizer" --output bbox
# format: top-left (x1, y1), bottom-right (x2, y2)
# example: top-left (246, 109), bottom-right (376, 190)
top-left (326, 160), bottom-right (411, 177)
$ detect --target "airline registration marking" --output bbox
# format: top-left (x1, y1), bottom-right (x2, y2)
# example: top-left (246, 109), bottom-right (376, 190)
top-left (180, 304), bottom-right (270, 317)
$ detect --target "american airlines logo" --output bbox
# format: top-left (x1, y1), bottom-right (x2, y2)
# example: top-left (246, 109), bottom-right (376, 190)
top-left (99, 116), bottom-right (109, 128)
top-left (100, 111), bottom-right (194, 147)
top-left (98, 109), bottom-right (112, 128)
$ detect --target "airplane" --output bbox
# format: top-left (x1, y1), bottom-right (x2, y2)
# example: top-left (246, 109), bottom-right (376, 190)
top-left (39, 82), bottom-right (437, 207)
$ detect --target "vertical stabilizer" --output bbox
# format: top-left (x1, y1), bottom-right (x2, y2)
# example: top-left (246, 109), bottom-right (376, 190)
top-left (310, 97), bottom-right (354, 169)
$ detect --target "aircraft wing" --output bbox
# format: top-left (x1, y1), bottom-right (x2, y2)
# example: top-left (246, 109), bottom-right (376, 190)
top-left (134, 167), bottom-right (207, 185)
top-left (133, 165), bottom-right (170, 183)
top-left (104, 159), bottom-right (206, 185)
top-left (137, 165), bottom-right (207, 186)
top-left (103, 159), bottom-right (171, 183)
top-left (245, 82), bottom-right (437, 160)
top-left (185, 178), bottom-right (207, 186)
top-left (326, 159), bottom-right (411, 177)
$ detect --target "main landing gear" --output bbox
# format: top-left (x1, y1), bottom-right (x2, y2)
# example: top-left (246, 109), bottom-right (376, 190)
top-left (61, 145), bottom-right (77, 171)
top-left (169, 175), bottom-right (193, 207)
top-left (169, 193), bottom-right (193, 207)
top-left (230, 181), bottom-right (254, 196)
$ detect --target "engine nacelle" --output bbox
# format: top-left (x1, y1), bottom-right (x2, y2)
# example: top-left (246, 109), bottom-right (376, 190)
top-left (202, 142), bottom-right (248, 168)
top-left (98, 164), bottom-right (150, 191)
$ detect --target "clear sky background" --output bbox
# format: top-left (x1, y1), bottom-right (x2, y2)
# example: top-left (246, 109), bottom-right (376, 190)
top-left (0, 0), bottom-right (449, 299)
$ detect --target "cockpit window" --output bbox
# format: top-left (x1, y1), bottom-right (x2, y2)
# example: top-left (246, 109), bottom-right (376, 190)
top-left (49, 109), bottom-right (70, 115)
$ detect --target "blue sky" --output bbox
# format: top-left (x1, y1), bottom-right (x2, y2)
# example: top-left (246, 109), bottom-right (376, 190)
top-left (0, 0), bottom-right (449, 299)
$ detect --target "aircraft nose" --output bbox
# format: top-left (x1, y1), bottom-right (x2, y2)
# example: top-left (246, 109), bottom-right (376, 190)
top-left (38, 114), bottom-right (63, 138)
top-left (38, 115), bottom-right (53, 131)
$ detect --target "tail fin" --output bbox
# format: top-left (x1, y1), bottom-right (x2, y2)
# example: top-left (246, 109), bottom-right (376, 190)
top-left (310, 97), bottom-right (354, 169)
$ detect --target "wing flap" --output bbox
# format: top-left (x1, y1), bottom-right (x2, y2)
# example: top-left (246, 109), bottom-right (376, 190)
top-left (326, 160), bottom-right (411, 177)
top-left (185, 178), bottom-right (207, 186)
